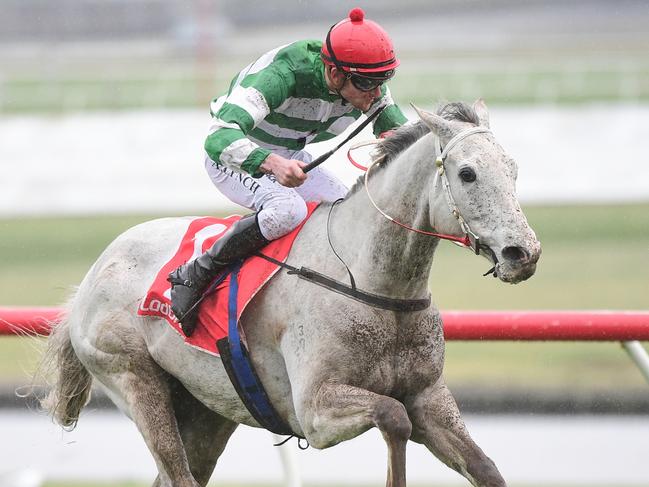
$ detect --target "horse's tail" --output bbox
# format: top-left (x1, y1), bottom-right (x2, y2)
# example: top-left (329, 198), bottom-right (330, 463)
top-left (39, 297), bottom-right (93, 430)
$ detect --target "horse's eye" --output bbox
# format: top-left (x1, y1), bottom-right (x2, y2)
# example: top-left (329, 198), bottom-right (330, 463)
top-left (459, 167), bottom-right (476, 183)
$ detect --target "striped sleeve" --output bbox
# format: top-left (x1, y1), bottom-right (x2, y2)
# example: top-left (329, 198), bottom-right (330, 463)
top-left (370, 85), bottom-right (408, 137)
top-left (205, 55), bottom-right (294, 176)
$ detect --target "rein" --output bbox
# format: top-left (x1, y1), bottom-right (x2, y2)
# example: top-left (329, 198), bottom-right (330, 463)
top-left (256, 199), bottom-right (431, 312)
top-left (255, 251), bottom-right (431, 312)
top-left (359, 125), bottom-right (491, 255)
top-left (303, 104), bottom-right (386, 173)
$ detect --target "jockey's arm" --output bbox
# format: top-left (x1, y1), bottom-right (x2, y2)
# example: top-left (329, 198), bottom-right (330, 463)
top-left (205, 65), bottom-right (296, 181)
top-left (205, 124), bottom-right (306, 187)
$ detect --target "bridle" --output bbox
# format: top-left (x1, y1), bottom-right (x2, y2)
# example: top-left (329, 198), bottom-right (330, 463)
top-left (362, 125), bottom-right (492, 255)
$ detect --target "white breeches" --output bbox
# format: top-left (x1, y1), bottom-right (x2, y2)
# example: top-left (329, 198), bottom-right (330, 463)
top-left (205, 150), bottom-right (348, 240)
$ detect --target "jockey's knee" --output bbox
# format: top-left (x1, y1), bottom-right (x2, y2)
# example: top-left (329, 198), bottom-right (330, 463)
top-left (257, 197), bottom-right (308, 240)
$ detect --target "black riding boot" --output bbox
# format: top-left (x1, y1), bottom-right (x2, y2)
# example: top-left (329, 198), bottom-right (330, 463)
top-left (167, 213), bottom-right (269, 337)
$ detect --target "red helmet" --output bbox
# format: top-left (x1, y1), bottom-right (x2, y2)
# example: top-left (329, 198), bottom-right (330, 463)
top-left (321, 8), bottom-right (399, 78)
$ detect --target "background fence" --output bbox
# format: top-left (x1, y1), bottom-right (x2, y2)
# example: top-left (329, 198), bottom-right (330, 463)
top-left (3, 306), bottom-right (648, 382)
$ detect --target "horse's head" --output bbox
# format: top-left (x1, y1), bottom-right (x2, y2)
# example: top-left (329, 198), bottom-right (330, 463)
top-left (414, 100), bottom-right (541, 284)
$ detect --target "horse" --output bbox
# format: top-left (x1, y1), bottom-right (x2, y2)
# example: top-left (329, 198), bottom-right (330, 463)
top-left (40, 100), bottom-right (541, 487)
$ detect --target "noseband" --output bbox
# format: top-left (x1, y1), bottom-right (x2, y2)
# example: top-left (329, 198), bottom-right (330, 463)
top-left (363, 125), bottom-right (491, 254)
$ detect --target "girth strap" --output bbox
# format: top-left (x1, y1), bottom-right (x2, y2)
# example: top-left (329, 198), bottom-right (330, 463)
top-left (216, 261), bottom-right (297, 437)
top-left (256, 253), bottom-right (431, 313)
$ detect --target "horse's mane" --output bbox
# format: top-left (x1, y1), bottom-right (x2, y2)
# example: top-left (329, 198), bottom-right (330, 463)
top-left (346, 101), bottom-right (480, 196)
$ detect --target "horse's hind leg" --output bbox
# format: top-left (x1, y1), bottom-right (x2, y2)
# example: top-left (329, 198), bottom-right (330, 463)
top-left (91, 345), bottom-right (202, 487)
top-left (406, 379), bottom-right (506, 487)
top-left (167, 376), bottom-right (238, 485)
top-left (104, 358), bottom-right (236, 487)
top-left (117, 358), bottom-right (201, 487)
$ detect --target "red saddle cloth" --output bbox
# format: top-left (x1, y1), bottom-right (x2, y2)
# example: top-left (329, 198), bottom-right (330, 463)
top-left (138, 203), bottom-right (318, 355)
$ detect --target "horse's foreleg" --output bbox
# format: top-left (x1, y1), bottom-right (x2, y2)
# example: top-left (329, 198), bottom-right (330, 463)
top-left (301, 382), bottom-right (411, 487)
top-left (406, 379), bottom-right (506, 487)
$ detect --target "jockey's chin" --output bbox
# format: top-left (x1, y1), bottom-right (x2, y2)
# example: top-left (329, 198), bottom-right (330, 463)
top-left (341, 84), bottom-right (381, 112)
top-left (350, 95), bottom-right (379, 113)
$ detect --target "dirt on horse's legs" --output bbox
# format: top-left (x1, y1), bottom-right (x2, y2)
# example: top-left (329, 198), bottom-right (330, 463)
top-left (407, 380), bottom-right (506, 487)
top-left (300, 383), bottom-right (412, 487)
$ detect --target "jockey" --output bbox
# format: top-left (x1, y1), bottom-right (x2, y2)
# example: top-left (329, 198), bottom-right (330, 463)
top-left (168, 7), bottom-right (408, 336)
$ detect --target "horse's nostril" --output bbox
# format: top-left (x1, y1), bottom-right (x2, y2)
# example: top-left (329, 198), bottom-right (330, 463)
top-left (502, 246), bottom-right (528, 262)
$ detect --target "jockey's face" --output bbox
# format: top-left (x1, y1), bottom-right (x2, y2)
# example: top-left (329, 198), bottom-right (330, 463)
top-left (328, 67), bottom-right (383, 112)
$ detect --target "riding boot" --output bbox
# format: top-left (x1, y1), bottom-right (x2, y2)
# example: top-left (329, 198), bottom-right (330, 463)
top-left (167, 213), bottom-right (269, 337)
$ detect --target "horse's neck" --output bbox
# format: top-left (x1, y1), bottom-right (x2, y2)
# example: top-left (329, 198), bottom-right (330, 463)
top-left (334, 136), bottom-right (439, 298)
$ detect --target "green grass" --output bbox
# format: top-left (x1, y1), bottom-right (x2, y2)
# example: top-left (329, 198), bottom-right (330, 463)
top-left (3, 69), bottom-right (648, 113)
top-left (444, 341), bottom-right (644, 391)
top-left (2, 59), bottom-right (649, 112)
top-left (1, 204), bottom-right (648, 391)
top-left (431, 204), bottom-right (649, 310)
top-left (0, 214), bottom-right (153, 306)
top-left (394, 68), bottom-right (649, 106)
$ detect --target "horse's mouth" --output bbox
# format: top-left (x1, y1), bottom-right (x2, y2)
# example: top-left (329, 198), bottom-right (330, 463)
top-left (479, 244), bottom-right (499, 278)
top-left (499, 261), bottom-right (538, 284)
top-left (479, 243), bottom-right (539, 283)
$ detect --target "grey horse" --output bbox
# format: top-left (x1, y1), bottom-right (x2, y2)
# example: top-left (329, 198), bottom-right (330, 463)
top-left (41, 100), bottom-right (541, 487)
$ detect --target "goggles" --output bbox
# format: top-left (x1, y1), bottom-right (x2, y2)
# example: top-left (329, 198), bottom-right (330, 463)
top-left (349, 75), bottom-right (384, 92)
top-left (348, 70), bottom-right (395, 92)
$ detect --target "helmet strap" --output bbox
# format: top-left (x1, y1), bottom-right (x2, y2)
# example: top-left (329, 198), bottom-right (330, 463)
top-left (324, 65), bottom-right (350, 104)
top-left (325, 24), bottom-right (344, 72)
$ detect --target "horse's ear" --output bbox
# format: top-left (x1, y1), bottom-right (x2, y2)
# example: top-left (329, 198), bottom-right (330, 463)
top-left (410, 103), bottom-right (453, 137)
top-left (473, 98), bottom-right (490, 128)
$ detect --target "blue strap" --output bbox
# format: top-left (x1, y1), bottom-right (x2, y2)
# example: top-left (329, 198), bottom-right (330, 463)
top-left (226, 261), bottom-right (292, 434)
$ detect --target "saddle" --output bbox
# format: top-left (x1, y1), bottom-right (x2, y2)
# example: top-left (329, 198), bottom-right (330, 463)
top-left (138, 203), bottom-right (318, 354)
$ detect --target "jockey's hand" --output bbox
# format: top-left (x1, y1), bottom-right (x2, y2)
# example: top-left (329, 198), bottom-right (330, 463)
top-left (260, 153), bottom-right (307, 187)
top-left (378, 130), bottom-right (396, 139)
